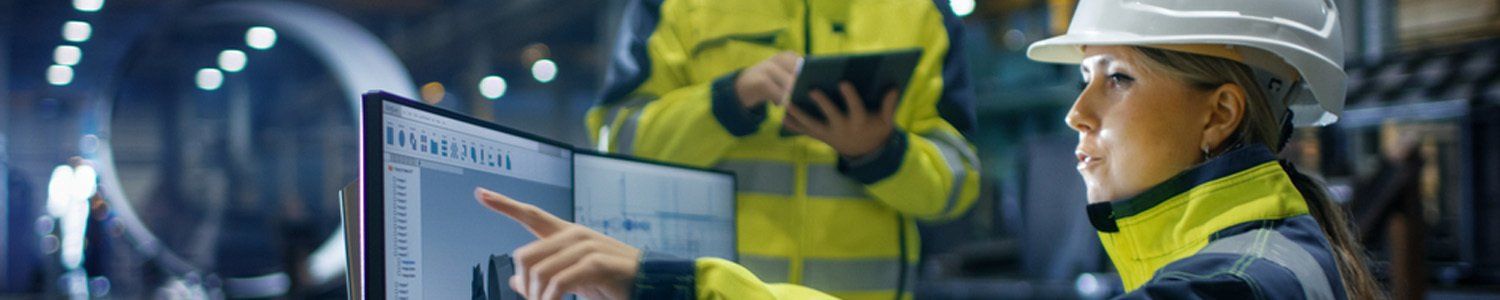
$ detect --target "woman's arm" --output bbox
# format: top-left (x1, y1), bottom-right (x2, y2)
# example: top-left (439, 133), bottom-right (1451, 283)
top-left (475, 188), bottom-right (835, 300)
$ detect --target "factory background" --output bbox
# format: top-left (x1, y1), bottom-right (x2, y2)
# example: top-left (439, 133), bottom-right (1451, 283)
top-left (3, 0), bottom-right (1499, 298)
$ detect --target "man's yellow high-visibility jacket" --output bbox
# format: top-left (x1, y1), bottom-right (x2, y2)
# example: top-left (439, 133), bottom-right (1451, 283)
top-left (589, 1), bottom-right (980, 299)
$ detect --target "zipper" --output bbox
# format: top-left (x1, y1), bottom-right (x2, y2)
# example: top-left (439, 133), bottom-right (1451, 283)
top-left (802, 0), bottom-right (813, 55)
top-left (798, 0), bottom-right (811, 283)
top-left (896, 215), bottom-right (908, 300)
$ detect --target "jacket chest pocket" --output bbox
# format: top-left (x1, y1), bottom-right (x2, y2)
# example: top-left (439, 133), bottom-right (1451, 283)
top-left (685, 12), bottom-right (790, 81)
top-left (839, 2), bottom-right (926, 51)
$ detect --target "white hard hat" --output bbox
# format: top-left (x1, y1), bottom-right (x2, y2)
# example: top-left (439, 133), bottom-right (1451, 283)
top-left (1027, 0), bottom-right (1346, 127)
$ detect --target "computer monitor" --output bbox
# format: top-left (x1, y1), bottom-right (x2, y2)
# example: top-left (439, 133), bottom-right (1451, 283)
top-left (572, 152), bottom-right (737, 261)
top-left (360, 91), bottom-right (573, 299)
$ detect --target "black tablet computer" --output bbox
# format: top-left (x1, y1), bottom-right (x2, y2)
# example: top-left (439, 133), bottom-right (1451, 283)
top-left (572, 151), bottom-right (738, 262)
top-left (788, 48), bottom-right (922, 122)
top-left (359, 91), bottom-right (575, 299)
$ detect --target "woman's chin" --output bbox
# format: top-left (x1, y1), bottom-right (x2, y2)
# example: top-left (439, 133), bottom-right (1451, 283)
top-left (1084, 185), bottom-right (1111, 204)
top-left (1080, 174), bottom-right (1109, 202)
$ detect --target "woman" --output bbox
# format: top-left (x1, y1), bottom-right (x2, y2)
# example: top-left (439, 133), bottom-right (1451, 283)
top-left (473, 0), bottom-right (1382, 298)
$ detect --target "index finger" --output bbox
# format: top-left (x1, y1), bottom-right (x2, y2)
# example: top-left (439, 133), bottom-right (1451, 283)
top-left (838, 82), bottom-right (868, 121)
top-left (880, 89), bottom-right (899, 121)
top-left (476, 187), bottom-right (567, 237)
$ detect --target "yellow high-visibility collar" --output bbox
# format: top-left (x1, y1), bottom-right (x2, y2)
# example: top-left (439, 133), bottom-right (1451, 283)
top-left (1087, 146), bottom-right (1311, 290)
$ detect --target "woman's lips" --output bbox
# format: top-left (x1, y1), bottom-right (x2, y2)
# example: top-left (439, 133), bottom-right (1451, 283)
top-left (1075, 150), bottom-right (1103, 171)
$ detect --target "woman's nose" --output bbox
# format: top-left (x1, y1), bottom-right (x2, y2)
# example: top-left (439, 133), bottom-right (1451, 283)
top-left (1065, 93), bottom-right (1099, 134)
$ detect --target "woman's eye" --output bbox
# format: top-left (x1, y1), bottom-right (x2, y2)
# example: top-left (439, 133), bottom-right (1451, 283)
top-left (1108, 73), bottom-right (1135, 85)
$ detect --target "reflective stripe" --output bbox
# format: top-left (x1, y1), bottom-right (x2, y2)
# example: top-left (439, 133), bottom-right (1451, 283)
top-left (806, 164), bottom-right (868, 198)
top-left (802, 258), bottom-right (914, 292)
top-left (615, 108), bottom-right (645, 155)
top-left (740, 255), bottom-right (790, 283)
top-left (1199, 229), bottom-right (1336, 300)
top-left (715, 133), bottom-right (975, 202)
top-left (716, 160), bottom-right (869, 199)
top-left (921, 131), bottom-right (976, 215)
top-left (597, 103), bottom-right (625, 151)
top-left (596, 125), bottom-right (612, 152)
top-left (716, 160), bottom-right (795, 195)
top-left (603, 97), bottom-right (651, 154)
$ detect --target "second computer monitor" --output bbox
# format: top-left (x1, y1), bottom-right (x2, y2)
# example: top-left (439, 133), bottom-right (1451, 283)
top-left (573, 153), bottom-right (737, 261)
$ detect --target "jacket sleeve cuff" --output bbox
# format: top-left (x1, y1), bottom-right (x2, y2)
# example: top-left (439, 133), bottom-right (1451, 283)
top-left (838, 129), bottom-right (908, 184)
top-left (631, 252), bottom-right (696, 300)
top-left (711, 71), bottom-right (767, 137)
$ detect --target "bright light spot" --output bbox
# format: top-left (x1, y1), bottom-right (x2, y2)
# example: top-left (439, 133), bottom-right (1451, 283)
top-left (54, 45), bottom-right (82, 66)
top-left (47, 165), bottom-right (78, 216)
top-left (1075, 273), bottom-right (1104, 298)
top-left (47, 65), bottom-right (74, 86)
top-left (195, 68), bottom-right (224, 91)
top-left (72, 0), bottom-right (104, 12)
top-left (531, 59), bottom-right (557, 83)
top-left (62, 21), bottom-right (91, 43)
top-left (218, 50), bottom-right (247, 72)
top-left (950, 0), bottom-right (975, 17)
top-left (479, 75), bottom-right (508, 99)
top-left (420, 82), bottom-right (447, 104)
top-left (46, 163), bottom-right (97, 271)
top-left (245, 26), bottom-right (277, 50)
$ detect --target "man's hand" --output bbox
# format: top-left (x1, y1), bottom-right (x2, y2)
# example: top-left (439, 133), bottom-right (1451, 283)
top-left (734, 51), bottom-right (801, 109)
top-left (784, 82), bottom-right (900, 158)
top-left (476, 188), bottom-right (641, 300)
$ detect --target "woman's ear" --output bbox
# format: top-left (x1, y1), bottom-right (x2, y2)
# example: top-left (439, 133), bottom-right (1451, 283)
top-left (1202, 83), bottom-right (1247, 152)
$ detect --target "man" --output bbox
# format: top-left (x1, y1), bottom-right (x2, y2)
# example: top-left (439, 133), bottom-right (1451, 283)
top-left (587, 1), bottom-right (979, 298)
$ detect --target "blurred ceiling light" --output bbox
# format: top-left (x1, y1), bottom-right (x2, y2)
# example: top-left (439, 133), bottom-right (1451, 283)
top-left (479, 75), bottom-right (508, 99)
top-left (73, 0), bottom-right (104, 12)
top-left (951, 0), bottom-right (975, 17)
top-left (218, 49), bottom-right (248, 72)
top-left (246, 26), bottom-right (277, 50)
top-left (531, 59), bottom-right (557, 83)
top-left (47, 65), bottom-right (74, 86)
top-left (195, 68), bottom-right (224, 91)
top-left (420, 82), bottom-right (447, 104)
top-left (54, 45), bottom-right (82, 66)
top-left (62, 21), bottom-right (91, 43)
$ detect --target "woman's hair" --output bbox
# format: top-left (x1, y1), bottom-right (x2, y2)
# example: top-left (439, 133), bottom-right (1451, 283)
top-left (1132, 46), bottom-right (1386, 299)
